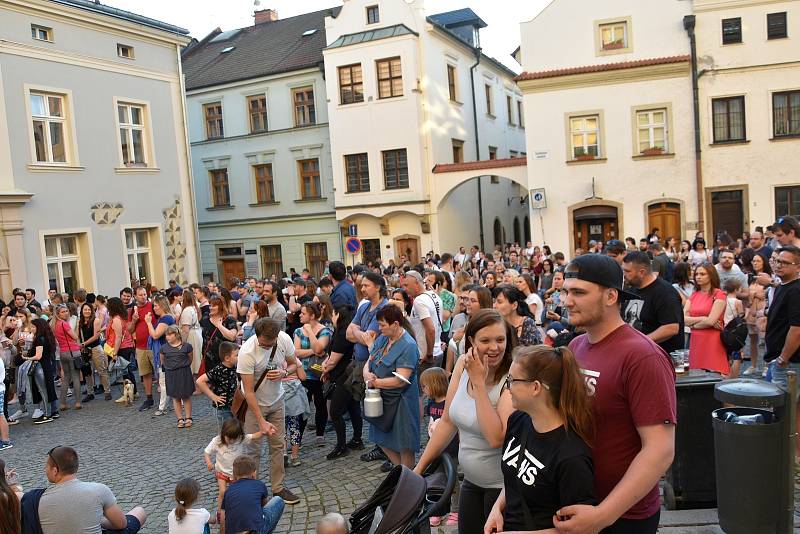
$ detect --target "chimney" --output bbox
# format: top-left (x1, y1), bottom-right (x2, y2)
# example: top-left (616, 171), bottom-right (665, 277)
top-left (254, 9), bottom-right (278, 25)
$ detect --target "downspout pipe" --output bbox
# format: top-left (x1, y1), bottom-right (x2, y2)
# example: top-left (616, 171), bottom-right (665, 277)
top-left (684, 15), bottom-right (705, 237)
top-left (470, 47), bottom-right (484, 251)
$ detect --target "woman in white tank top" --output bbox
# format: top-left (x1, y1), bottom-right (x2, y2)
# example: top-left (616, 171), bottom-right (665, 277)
top-left (415, 309), bottom-right (516, 534)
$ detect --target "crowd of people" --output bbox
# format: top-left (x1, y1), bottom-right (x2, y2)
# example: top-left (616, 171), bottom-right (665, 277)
top-left (1, 214), bottom-right (800, 534)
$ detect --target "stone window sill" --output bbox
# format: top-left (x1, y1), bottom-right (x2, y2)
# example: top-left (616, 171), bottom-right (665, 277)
top-left (710, 140), bottom-right (749, 147)
top-left (115, 166), bottom-right (160, 174)
top-left (566, 157), bottom-right (608, 166)
top-left (206, 205), bottom-right (235, 211)
top-left (294, 197), bottom-right (327, 203)
top-left (249, 201), bottom-right (280, 207)
top-left (27, 164), bottom-right (84, 172)
top-left (632, 153), bottom-right (675, 161)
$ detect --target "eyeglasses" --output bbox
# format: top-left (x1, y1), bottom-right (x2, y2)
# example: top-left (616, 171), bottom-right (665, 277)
top-left (773, 259), bottom-right (798, 267)
top-left (47, 445), bottom-right (63, 471)
top-left (504, 373), bottom-right (548, 390)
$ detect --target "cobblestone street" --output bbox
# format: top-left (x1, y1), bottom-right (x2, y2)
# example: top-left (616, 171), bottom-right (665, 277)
top-left (1, 389), bottom-right (389, 533)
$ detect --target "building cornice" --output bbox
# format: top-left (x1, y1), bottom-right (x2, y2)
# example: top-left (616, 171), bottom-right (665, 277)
top-left (198, 211), bottom-right (336, 228)
top-left (0, 190), bottom-right (33, 204)
top-left (190, 123), bottom-right (330, 147)
top-left (0, 39), bottom-right (180, 83)
top-left (2, 0), bottom-right (190, 47)
top-left (517, 57), bottom-right (690, 94)
top-left (693, 0), bottom-right (790, 13)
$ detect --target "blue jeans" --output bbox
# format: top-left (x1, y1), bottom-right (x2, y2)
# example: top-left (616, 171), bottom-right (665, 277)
top-left (215, 406), bottom-right (233, 430)
top-left (767, 360), bottom-right (800, 397)
top-left (260, 496), bottom-right (284, 534)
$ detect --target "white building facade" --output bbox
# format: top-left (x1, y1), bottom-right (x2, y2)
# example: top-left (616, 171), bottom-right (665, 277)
top-left (518, 0), bottom-right (696, 254)
top-left (694, 0), bottom-right (800, 237)
top-left (0, 0), bottom-right (199, 297)
top-left (323, 1), bottom-right (528, 264)
top-left (183, 9), bottom-right (343, 284)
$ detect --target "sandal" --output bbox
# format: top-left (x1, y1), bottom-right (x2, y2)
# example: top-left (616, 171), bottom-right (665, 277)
top-left (177, 419), bottom-right (185, 428)
top-left (185, 418), bottom-right (193, 428)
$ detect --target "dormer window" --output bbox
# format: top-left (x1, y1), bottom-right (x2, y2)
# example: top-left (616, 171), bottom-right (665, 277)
top-left (366, 5), bottom-right (379, 25)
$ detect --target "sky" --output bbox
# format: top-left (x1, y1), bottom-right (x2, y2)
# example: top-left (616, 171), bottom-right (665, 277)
top-left (104, 0), bottom-right (553, 71)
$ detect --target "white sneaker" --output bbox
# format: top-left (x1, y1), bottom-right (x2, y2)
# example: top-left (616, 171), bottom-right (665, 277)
top-left (31, 408), bottom-right (43, 419)
top-left (67, 388), bottom-right (73, 397)
top-left (8, 409), bottom-right (26, 421)
top-left (743, 367), bottom-right (758, 376)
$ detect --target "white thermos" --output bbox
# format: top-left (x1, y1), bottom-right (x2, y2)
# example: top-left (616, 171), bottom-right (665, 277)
top-left (363, 388), bottom-right (383, 418)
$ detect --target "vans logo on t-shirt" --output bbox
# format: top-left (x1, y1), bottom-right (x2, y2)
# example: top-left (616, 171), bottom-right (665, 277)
top-left (581, 369), bottom-right (599, 397)
top-left (502, 436), bottom-right (545, 486)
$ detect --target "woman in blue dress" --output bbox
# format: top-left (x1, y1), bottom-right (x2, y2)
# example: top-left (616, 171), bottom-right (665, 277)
top-left (363, 304), bottom-right (420, 467)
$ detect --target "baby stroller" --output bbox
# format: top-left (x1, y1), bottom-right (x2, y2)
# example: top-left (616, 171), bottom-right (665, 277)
top-left (349, 453), bottom-right (457, 534)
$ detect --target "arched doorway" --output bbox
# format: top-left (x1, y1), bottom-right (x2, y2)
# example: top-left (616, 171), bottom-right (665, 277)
top-left (513, 217), bottom-right (521, 245)
top-left (494, 218), bottom-right (503, 248)
top-left (573, 205), bottom-right (618, 251)
top-left (524, 216), bottom-right (531, 243)
top-left (647, 201), bottom-right (681, 240)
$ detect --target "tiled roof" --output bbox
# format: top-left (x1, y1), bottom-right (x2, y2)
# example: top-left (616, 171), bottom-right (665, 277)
top-left (51, 0), bottom-right (188, 35)
top-left (428, 8), bottom-right (487, 29)
top-left (515, 55), bottom-right (690, 82)
top-left (432, 157), bottom-right (528, 174)
top-left (181, 7), bottom-right (340, 91)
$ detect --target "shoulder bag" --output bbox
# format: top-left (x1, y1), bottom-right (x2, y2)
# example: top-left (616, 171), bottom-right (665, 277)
top-left (720, 300), bottom-right (747, 353)
top-left (61, 322), bottom-right (82, 371)
top-left (231, 343), bottom-right (277, 422)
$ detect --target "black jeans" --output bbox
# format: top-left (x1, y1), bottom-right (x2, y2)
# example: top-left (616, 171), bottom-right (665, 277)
top-left (303, 379), bottom-right (327, 436)
top-left (329, 381), bottom-right (362, 447)
top-left (600, 510), bottom-right (660, 534)
top-left (458, 479), bottom-right (501, 534)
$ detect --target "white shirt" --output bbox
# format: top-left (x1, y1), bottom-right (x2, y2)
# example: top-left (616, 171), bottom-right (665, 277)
top-left (236, 331), bottom-right (294, 407)
top-left (410, 291), bottom-right (443, 358)
top-left (525, 293), bottom-right (544, 325)
top-left (205, 434), bottom-right (259, 475)
top-left (168, 508), bottom-right (211, 534)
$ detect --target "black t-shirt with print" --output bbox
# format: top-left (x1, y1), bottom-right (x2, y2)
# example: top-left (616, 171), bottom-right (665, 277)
top-left (501, 411), bottom-right (596, 531)
top-left (622, 276), bottom-right (685, 355)
top-left (205, 362), bottom-right (238, 408)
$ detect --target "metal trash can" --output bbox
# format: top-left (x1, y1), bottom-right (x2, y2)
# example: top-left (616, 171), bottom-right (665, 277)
top-left (664, 369), bottom-right (722, 509)
top-left (712, 379), bottom-right (792, 534)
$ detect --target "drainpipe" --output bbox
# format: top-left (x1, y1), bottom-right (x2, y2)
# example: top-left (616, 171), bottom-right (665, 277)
top-left (683, 15), bottom-right (705, 237)
top-left (470, 47), bottom-right (485, 251)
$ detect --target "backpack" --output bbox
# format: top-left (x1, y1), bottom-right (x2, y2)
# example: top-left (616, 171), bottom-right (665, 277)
top-left (720, 311), bottom-right (748, 353)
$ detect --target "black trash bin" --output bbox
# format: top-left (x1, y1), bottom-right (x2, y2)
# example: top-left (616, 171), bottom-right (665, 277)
top-left (664, 370), bottom-right (722, 509)
top-left (713, 379), bottom-right (789, 534)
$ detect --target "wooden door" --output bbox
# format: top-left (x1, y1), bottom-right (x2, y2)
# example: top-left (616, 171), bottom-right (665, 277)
top-left (396, 237), bottom-right (419, 265)
top-left (648, 202), bottom-right (681, 240)
top-left (574, 220), bottom-right (614, 251)
top-left (220, 259), bottom-right (245, 287)
top-left (711, 190), bottom-right (743, 239)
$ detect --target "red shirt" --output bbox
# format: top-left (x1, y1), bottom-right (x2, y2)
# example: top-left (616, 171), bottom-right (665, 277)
top-left (129, 301), bottom-right (154, 350)
top-left (569, 324), bottom-right (676, 520)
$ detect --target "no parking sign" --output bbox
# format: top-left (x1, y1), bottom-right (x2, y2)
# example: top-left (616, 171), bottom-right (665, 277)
top-left (345, 237), bottom-right (362, 255)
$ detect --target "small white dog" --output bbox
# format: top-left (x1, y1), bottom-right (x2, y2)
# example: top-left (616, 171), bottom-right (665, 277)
top-left (114, 379), bottom-right (135, 407)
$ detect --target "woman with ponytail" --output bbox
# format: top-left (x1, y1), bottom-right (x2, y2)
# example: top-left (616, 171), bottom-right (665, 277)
top-left (168, 477), bottom-right (214, 533)
top-left (484, 345), bottom-right (596, 534)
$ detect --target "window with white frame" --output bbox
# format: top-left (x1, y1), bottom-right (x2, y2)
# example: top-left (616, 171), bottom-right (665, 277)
top-left (31, 24), bottom-right (52, 42)
top-left (45, 235), bottom-right (80, 293)
top-left (125, 229), bottom-right (151, 284)
top-left (570, 115), bottom-right (600, 158)
top-left (118, 103), bottom-right (147, 167)
top-left (636, 108), bottom-right (668, 153)
top-left (29, 92), bottom-right (68, 164)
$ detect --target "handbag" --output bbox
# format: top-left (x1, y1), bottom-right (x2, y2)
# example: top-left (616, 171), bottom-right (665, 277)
top-left (231, 344), bottom-right (277, 423)
top-left (78, 326), bottom-right (93, 365)
top-left (26, 360), bottom-right (38, 377)
top-left (108, 354), bottom-right (129, 372)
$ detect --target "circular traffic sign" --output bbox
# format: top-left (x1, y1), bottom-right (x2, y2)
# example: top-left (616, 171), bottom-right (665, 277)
top-left (345, 237), bottom-right (362, 254)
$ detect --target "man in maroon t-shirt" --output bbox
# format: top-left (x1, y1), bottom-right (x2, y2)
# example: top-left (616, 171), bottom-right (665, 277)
top-left (128, 286), bottom-right (156, 411)
top-left (555, 254), bottom-right (676, 534)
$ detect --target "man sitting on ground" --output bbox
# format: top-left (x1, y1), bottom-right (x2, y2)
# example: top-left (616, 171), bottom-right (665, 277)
top-left (30, 446), bottom-right (146, 534)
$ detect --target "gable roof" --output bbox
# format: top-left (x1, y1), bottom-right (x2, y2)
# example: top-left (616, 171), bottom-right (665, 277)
top-left (50, 0), bottom-right (188, 35)
top-left (428, 8), bottom-right (487, 29)
top-left (181, 7), bottom-right (340, 91)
